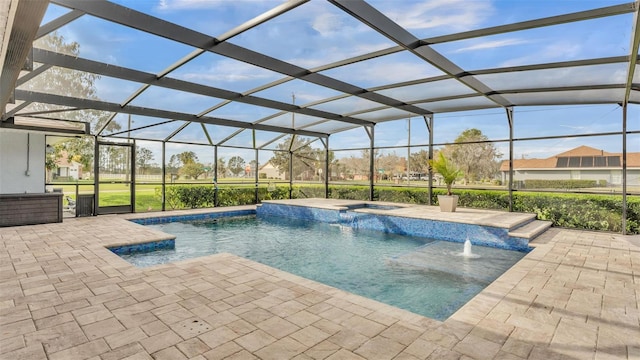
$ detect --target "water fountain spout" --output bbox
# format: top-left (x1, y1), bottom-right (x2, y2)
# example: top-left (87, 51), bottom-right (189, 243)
top-left (463, 237), bottom-right (473, 257)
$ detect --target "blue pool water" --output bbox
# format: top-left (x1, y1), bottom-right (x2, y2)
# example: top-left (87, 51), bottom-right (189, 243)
top-left (121, 215), bottom-right (525, 320)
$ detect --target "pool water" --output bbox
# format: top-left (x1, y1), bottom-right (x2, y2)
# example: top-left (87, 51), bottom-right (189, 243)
top-left (121, 215), bottom-right (525, 320)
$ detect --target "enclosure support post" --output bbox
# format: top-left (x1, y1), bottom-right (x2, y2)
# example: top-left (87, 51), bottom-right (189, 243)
top-left (424, 115), bottom-right (433, 205)
top-left (254, 148), bottom-right (259, 204)
top-left (93, 136), bottom-right (99, 216)
top-left (622, 103), bottom-right (628, 235)
top-left (161, 141), bottom-right (166, 211)
top-left (506, 107), bottom-right (514, 212)
top-left (324, 136), bottom-right (329, 199)
top-left (131, 140), bottom-right (136, 212)
top-left (406, 119), bottom-right (410, 185)
top-left (367, 125), bottom-right (375, 201)
top-left (288, 145), bottom-right (293, 200)
top-left (213, 145), bottom-right (218, 207)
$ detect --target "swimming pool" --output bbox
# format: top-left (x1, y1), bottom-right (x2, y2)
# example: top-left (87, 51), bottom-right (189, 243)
top-left (120, 215), bottom-right (525, 320)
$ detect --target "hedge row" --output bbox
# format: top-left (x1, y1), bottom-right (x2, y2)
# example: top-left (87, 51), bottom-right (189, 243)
top-left (519, 179), bottom-right (604, 189)
top-left (157, 184), bottom-right (639, 234)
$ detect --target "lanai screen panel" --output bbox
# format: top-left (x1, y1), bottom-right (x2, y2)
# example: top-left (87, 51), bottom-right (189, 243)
top-left (3, 0), bottom-right (639, 146)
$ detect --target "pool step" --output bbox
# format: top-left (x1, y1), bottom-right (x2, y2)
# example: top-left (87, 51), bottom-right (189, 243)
top-left (508, 220), bottom-right (553, 240)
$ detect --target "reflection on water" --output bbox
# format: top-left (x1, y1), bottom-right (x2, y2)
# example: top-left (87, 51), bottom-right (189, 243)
top-left (121, 215), bottom-right (525, 320)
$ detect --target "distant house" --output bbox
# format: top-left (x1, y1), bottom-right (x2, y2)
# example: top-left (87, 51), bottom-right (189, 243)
top-left (499, 145), bottom-right (640, 186)
top-left (54, 153), bottom-right (83, 180)
top-left (259, 161), bottom-right (286, 180)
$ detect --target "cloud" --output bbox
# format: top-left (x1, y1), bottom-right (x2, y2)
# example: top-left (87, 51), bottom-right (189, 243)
top-left (383, 0), bottom-right (494, 32)
top-left (311, 13), bottom-right (344, 36)
top-left (499, 41), bottom-right (583, 67)
top-left (454, 38), bottom-right (530, 53)
top-left (323, 59), bottom-right (443, 87)
top-left (156, 0), bottom-right (232, 11)
top-left (177, 58), bottom-right (279, 84)
top-left (291, 43), bottom-right (388, 69)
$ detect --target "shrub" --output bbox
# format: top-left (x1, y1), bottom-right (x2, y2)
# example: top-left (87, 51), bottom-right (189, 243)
top-left (160, 185), bottom-right (215, 209)
top-left (258, 185), bottom-right (289, 201)
top-left (513, 192), bottom-right (639, 234)
top-left (328, 185), bottom-right (370, 200)
top-left (156, 184), bottom-right (639, 234)
top-left (217, 187), bottom-right (255, 206)
top-left (522, 179), bottom-right (600, 189)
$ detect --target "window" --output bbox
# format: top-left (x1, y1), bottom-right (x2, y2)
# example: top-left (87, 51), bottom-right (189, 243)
top-left (581, 156), bottom-right (593, 167)
top-left (607, 156), bottom-right (620, 167)
top-left (556, 157), bottom-right (569, 167)
top-left (568, 157), bottom-right (581, 167)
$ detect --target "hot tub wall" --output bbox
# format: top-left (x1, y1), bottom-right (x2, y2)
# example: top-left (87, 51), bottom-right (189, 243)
top-left (257, 203), bottom-right (529, 252)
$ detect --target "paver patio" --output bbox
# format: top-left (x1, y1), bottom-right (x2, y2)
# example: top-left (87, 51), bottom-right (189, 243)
top-left (1, 206), bottom-right (638, 359)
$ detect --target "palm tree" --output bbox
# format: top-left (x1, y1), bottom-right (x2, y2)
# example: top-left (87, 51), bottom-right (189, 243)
top-left (429, 152), bottom-right (462, 196)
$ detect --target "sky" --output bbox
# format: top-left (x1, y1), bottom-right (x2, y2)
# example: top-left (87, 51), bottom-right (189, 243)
top-left (34, 0), bottom-right (640, 163)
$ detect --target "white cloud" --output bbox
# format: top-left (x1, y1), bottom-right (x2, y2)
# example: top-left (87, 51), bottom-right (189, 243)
top-left (500, 41), bottom-right (583, 67)
top-left (311, 13), bottom-right (344, 37)
top-left (326, 60), bottom-right (443, 86)
top-left (178, 58), bottom-right (278, 84)
top-left (156, 0), bottom-right (234, 11)
top-left (384, 0), bottom-right (494, 32)
top-left (454, 38), bottom-right (530, 53)
top-left (294, 92), bottom-right (327, 103)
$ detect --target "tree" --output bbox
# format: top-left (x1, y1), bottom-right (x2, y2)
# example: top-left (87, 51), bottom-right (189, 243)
top-left (269, 136), bottom-right (324, 180)
top-left (136, 147), bottom-right (154, 175)
top-left (248, 160), bottom-right (257, 177)
top-left (179, 162), bottom-right (205, 179)
top-left (216, 157), bottom-right (226, 178)
top-left (45, 144), bottom-right (63, 182)
top-left (409, 149), bottom-right (430, 174)
top-left (375, 151), bottom-right (403, 180)
top-left (176, 151), bottom-right (198, 165)
top-left (444, 128), bottom-right (502, 184)
top-left (228, 156), bottom-right (245, 177)
top-left (429, 152), bottom-right (462, 195)
top-left (29, 33), bottom-right (120, 177)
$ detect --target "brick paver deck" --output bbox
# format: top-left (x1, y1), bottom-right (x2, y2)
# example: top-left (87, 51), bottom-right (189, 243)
top-left (1, 207), bottom-right (638, 359)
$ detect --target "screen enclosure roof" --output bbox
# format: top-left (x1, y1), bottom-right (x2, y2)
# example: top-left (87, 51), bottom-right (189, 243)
top-left (1, 0), bottom-right (639, 147)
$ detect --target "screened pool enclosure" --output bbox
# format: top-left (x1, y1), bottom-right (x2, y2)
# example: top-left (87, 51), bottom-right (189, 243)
top-left (1, 0), bottom-right (639, 233)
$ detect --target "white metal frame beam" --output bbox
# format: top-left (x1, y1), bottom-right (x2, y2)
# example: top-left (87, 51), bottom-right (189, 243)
top-left (330, 0), bottom-right (511, 109)
top-left (51, 0), bottom-right (430, 117)
top-left (31, 49), bottom-right (373, 127)
top-left (14, 90), bottom-right (327, 138)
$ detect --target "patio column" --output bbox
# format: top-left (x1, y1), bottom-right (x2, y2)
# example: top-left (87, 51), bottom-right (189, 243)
top-left (288, 135), bottom-right (294, 199)
top-left (213, 145), bottom-right (218, 207)
top-left (254, 148), bottom-right (259, 204)
top-left (93, 136), bottom-right (99, 216)
top-left (506, 107), bottom-right (514, 212)
top-left (424, 115), bottom-right (433, 205)
top-left (622, 103), bottom-right (628, 235)
top-left (161, 141), bottom-right (166, 211)
top-left (324, 136), bottom-right (329, 199)
top-left (367, 125), bottom-right (374, 201)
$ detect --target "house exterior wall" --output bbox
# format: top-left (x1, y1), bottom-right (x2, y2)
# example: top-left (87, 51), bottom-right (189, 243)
top-left (259, 163), bottom-right (286, 180)
top-left (0, 129), bottom-right (45, 194)
top-left (625, 170), bottom-right (640, 186)
top-left (502, 169), bottom-right (638, 186)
